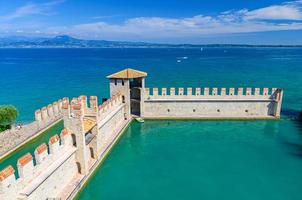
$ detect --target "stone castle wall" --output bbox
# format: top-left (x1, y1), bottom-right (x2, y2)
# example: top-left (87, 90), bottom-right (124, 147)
top-left (97, 93), bottom-right (126, 156)
top-left (34, 98), bottom-right (65, 127)
top-left (0, 93), bottom-right (130, 200)
top-left (0, 98), bottom-right (65, 157)
top-left (142, 87), bottom-right (283, 119)
top-left (62, 93), bottom-right (130, 199)
top-left (0, 69), bottom-right (285, 200)
top-left (0, 129), bottom-right (77, 200)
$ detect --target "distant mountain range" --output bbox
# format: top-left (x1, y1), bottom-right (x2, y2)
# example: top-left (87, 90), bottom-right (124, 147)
top-left (0, 35), bottom-right (301, 48)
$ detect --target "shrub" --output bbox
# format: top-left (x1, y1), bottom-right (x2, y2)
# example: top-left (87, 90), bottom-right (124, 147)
top-left (0, 105), bottom-right (18, 132)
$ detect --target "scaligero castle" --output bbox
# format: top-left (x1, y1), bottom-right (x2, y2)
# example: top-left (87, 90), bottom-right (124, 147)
top-left (0, 68), bottom-right (283, 199)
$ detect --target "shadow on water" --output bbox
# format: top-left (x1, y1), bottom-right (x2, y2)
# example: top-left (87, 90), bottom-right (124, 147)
top-left (282, 140), bottom-right (302, 157)
top-left (281, 108), bottom-right (301, 120)
top-left (281, 109), bottom-right (302, 133)
top-left (279, 109), bottom-right (302, 158)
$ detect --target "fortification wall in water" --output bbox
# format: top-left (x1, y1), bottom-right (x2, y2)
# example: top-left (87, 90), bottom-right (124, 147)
top-left (0, 94), bottom-right (130, 200)
top-left (0, 98), bottom-right (65, 157)
top-left (0, 68), bottom-right (285, 199)
top-left (142, 87), bottom-right (283, 119)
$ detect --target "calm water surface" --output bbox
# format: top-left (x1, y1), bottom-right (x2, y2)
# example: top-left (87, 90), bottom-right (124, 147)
top-left (0, 48), bottom-right (302, 199)
top-left (78, 120), bottom-right (302, 200)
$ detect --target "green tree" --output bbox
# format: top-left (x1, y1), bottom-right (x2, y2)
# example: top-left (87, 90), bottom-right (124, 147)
top-left (0, 105), bottom-right (18, 132)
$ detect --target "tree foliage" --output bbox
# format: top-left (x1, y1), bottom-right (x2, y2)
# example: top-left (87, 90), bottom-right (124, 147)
top-left (0, 105), bottom-right (18, 131)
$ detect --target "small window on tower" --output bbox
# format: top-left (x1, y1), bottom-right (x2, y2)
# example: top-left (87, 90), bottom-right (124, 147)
top-left (122, 79), bottom-right (124, 86)
top-left (114, 79), bottom-right (117, 85)
top-left (122, 96), bottom-right (125, 103)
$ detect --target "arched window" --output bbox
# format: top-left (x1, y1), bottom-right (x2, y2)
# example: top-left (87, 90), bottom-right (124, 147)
top-left (122, 96), bottom-right (125, 103)
top-left (122, 79), bottom-right (124, 86)
top-left (71, 134), bottom-right (77, 147)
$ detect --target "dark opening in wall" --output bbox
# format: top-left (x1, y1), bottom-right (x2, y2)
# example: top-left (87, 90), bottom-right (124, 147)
top-left (245, 109), bottom-right (249, 113)
top-left (76, 162), bottom-right (81, 174)
top-left (193, 109), bottom-right (196, 112)
top-left (122, 79), bottom-right (124, 86)
top-left (122, 96), bottom-right (125, 103)
top-left (71, 134), bottom-right (77, 147)
top-left (114, 79), bottom-right (117, 85)
top-left (90, 147), bottom-right (94, 159)
top-left (217, 109), bottom-right (220, 112)
top-left (167, 109), bottom-right (170, 112)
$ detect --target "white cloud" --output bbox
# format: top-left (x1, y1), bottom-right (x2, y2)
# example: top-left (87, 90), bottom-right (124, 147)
top-left (92, 15), bottom-right (121, 20)
top-left (244, 5), bottom-right (302, 20)
top-left (1, 0), bottom-right (302, 41)
top-left (0, 0), bottom-right (65, 21)
top-left (65, 2), bottom-right (302, 41)
top-left (59, 1), bottom-right (302, 40)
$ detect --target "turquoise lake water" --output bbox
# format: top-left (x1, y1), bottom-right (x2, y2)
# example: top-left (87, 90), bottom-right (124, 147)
top-left (0, 48), bottom-right (302, 199)
top-left (78, 120), bottom-right (302, 200)
top-left (0, 121), bottom-right (63, 176)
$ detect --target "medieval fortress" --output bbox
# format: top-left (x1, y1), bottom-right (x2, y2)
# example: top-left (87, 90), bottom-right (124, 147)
top-left (0, 68), bottom-right (283, 199)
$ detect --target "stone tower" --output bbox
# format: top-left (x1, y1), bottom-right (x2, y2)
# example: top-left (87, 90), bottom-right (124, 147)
top-left (62, 98), bottom-right (89, 175)
top-left (107, 68), bottom-right (147, 117)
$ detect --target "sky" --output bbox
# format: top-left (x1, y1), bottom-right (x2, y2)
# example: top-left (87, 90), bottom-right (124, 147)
top-left (0, 0), bottom-right (302, 44)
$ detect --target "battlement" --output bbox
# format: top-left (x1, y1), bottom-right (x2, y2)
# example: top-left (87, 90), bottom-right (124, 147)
top-left (142, 87), bottom-right (283, 119)
top-left (144, 87), bottom-right (282, 101)
top-left (0, 68), bottom-right (286, 199)
top-left (0, 128), bottom-right (73, 196)
top-left (62, 95), bottom-right (99, 119)
top-left (35, 98), bottom-right (65, 122)
top-left (98, 93), bottom-right (123, 120)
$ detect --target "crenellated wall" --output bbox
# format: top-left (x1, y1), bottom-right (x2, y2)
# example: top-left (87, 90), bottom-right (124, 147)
top-left (96, 93), bottom-right (127, 156)
top-left (0, 68), bottom-right (286, 200)
top-left (142, 87), bottom-right (283, 119)
top-left (0, 98), bottom-right (67, 158)
top-left (57, 93), bottom-right (129, 199)
top-left (97, 93), bottom-right (123, 120)
top-left (0, 93), bottom-right (129, 200)
top-left (62, 95), bottom-right (94, 176)
top-left (144, 87), bottom-right (279, 99)
top-left (61, 95), bottom-right (98, 119)
top-left (34, 98), bottom-right (65, 128)
top-left (0, 129), bottom-right (77, 200)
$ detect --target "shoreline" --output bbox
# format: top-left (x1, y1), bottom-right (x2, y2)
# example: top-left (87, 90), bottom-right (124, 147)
top-left (0, 119), bottom-right (62, 161)
top-left (1, 46), bottom-right (302, 49)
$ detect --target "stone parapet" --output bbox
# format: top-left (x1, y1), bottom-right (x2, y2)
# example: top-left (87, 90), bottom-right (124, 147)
top-left (35, 98), bottom-right (65, 123)
top-left (143, 87), bottom-right (284, 119)
top-left (144, 87), bottom-right (282, 100)
top-left (1, 97), bottom-right (66, 158)
top-left (0, 129), bottom-right (74, 199)
top-left (98, 93), bottom-right (123, 120)
top-left (62, 96), bottom-right (99, 119)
